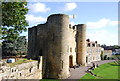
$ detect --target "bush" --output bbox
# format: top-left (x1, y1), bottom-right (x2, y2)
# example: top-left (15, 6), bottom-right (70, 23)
top-left (104, 55), bottom-right (107, 60)
top-left (100, 51), bottom-right (104, 60)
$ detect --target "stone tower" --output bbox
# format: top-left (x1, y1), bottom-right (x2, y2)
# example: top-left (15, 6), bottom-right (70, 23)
top-left (76, 24), bottom-right (86, 66)
top-left (45, 14), bottom-right (70, 79)
top-left (28, 14), bottom-right (87, 79)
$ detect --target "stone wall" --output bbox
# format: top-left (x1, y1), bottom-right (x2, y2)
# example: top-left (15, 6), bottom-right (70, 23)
top-left (0, 46), bottom-right (2, 60)
top-left (68, 25), bottom-right (77, 66)
top-left (0, 57), bottom-right (42, 81)
top-left (104, 50), bottom-right (112, 57)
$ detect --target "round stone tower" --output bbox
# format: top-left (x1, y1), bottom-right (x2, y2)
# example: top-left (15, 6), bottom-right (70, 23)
top-left (45, 14), bottom-right (70, 79)
top-left (76, 24), bottom-right (86, 66)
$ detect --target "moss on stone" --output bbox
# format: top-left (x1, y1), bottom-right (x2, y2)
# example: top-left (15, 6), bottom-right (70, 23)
top-left (7, 58), bottom-right (37, 67)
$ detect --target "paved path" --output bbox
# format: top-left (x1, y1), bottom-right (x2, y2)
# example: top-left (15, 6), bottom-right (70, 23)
top-left (63, 60), bottom-right (115, 81)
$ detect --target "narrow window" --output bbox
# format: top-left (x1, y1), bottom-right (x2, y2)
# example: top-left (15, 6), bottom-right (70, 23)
top-left (92, 44), bottom-right (95, 47)
top-left (62, 61), bottom-right (63, 69)
top-left (20, 73), bottom-right (22, 76)
top-left (88, 43), bottom-right (90, 47)
top-left (70, 48), bottom-right (72, 52)
top-left (73, 26), bottom-right (75, 29)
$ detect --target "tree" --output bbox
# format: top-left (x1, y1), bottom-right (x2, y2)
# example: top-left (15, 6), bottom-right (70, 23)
top-left (0, 27), bottom-right (2, 41)
top-left (2, 40), bottom-right (15, 57)
top-left (2, 2), bottom-right (28, 41)
top-left (113, 45), bottom-right (120, 49)
top-left (104, 55), bottom-right (107, 60)
top-left (100, 51), bottom-right (104, 60)
top-left (2, 36), bottom-right (27, 57)
top-left (15, 36), bottom-right (27, 55)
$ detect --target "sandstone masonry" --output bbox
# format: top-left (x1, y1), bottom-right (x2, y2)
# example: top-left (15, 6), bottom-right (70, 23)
top-left (28, 14), bottom-right (86, 79)
top-left (28, 14), bottom-right (101, 79)
top-left (0, 57), bottom-right (42, 80)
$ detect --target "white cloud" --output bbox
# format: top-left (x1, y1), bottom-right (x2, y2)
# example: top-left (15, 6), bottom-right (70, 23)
top-left (25, 14), bottom-right (47, 24)
top-left (109, 21), bottom-right (118, 26)
top-left (86, 18), bottom-right (118, 29)
top-left (87, 30), bottom-right (118, 45)
top-left (86, 18), bottom-right (110, 29)
top-left (28, 3), bottom-right (51, 13)
top-left (70, 21), bottom-right (75, 26)
top-left (64, 3), bottom-right (77, 11)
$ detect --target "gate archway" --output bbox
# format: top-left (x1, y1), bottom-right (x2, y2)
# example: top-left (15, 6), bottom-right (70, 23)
top-left (69, 55), bottom-right (73, 68)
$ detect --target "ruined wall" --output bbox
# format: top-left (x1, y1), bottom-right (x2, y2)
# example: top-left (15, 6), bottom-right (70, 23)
top-left (28, 24), bottom-right (47, 78)
top-left (76, 24), bottom-right (86, 66)
top-left (0, 46), bottom-right (2, 60)
top-left (45, 14), bottom-right (70, 79)
top-left (0, 57), bottom-right (42, 80)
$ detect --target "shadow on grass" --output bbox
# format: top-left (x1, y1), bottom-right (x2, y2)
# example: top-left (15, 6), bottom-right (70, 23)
top-left (109, 64), bottom-right (120, 66)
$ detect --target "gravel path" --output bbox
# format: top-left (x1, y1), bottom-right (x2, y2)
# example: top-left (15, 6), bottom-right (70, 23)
top-left (62, 60), bottom-right (115, 81)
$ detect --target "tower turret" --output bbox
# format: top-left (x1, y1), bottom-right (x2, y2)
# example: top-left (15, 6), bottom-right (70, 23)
top-left (76, 24), bottom-right (86, 66)
top-left (45, 14), bottom-right (70, 79)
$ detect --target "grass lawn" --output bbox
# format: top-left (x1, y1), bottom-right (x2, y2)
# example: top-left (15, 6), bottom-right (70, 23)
top-left (7, 58), bottom-right (37, 67)
top-left (81, 61), bottom-right (120, 79)
top-left (40, 79), bottom-right (60, 81)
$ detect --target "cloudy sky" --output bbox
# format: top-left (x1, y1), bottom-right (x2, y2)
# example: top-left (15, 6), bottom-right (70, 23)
top-left (22, 2), bottom-right (118, 46)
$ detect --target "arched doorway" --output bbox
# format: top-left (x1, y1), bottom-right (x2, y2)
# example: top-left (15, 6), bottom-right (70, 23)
top-left (69, 55), bottom-right (73, 68)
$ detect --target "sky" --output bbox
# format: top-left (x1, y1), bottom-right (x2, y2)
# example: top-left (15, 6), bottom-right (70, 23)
top-left (22, 2), bottom-right (118, 46)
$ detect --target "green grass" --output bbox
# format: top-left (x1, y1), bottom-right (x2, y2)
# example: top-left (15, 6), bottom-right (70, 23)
top-left (40, 79), bottom-right (60, 81)
top-left (81, 62), bottom-right (120, 79)
top-left (7, 58), bottom-right (37, 67)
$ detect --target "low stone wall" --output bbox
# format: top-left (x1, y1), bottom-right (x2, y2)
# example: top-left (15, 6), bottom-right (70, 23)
top-left (0, 46), bottom-right (2, 60)
top-left (0, 57), bottom-right (42, 81)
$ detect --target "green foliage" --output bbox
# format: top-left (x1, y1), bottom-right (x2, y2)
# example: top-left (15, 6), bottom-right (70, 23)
top-left (2, 2), bottom-right (28, 41)
top-left (107, 57), bottom-right (110, 60)
top-left (104, 55), bottom-right (107, 60)
top-left (100, 51), bottom-right (104, 60)
top-left (0, 27), bottom-right (2, 41)
top-left (14, 36), bottom-right (27, 55)
top-left (113, 45), bottom-right (120, 49)
top-left (2, 40), bottom-right (16, 56)
top-left (2, 36), bottom-right (27, 56)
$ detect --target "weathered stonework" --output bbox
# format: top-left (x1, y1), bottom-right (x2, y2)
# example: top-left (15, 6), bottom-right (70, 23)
top-left (76, 24), bottom-right (86, 66)
top-left (28, 14), bottom-right (87, 79)
top-left (0, 46), bottom-right (2, 60)
top-left (28, 14), bottom-right (101, 79)
top-left (0, 57), bottom-right (42, 80)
